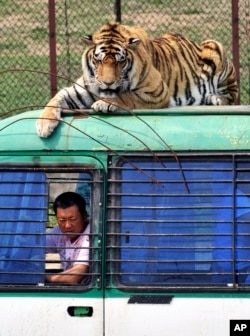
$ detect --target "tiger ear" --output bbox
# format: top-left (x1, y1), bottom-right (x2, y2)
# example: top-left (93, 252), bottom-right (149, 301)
top-left (128, 38), bottom-right (141, 49)
top-left (83, 35), bottom-right (94, 45)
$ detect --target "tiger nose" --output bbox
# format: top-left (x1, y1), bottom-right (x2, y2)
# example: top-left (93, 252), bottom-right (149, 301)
top-left (103, 80), bottom-right (115, 86)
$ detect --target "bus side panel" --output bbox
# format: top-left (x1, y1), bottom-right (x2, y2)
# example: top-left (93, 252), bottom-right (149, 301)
top-left (105, 297), bottom-right (250, 336)
top-left (0, 297), bottom-right (103, 336)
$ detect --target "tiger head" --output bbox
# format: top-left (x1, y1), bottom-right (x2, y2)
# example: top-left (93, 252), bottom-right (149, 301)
top-left (82, 22), bottom-right (149, 99)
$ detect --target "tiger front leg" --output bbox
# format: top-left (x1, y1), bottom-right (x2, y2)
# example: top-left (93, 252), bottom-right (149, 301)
top-left (36, 78), bottom-right (95, 137)
top-left (36, 96), bottom-right (63, 138)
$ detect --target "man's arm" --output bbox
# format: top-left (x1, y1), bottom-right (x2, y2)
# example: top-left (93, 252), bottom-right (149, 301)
top-left (46, 264), bottom-right (89, 284)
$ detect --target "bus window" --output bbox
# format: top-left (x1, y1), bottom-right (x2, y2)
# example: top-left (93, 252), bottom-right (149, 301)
top-left (107, 154), bottom-right (250, 290)
top-left (0, 167), bottom-right (102, 290)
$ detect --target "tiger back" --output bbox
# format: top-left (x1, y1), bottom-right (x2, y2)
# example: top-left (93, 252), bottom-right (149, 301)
top-left (150, 33), bottom-right (238, 106)
top-left (36, 22), bottom-right (238, 138)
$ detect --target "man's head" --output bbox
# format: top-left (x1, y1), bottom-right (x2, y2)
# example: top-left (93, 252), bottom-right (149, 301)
top-left (53, 192), bottom-right (88, 242)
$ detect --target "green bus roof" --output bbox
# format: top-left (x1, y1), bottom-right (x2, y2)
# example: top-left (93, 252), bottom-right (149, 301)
top-left (0, 106), bottom-right (249, 153)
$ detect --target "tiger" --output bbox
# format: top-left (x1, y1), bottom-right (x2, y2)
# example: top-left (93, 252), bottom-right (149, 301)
top-left (36, 22), bottom-right (238, 138)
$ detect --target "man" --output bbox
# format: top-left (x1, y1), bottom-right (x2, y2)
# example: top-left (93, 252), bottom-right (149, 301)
top-left (46, 191), bottom-right (90, 284)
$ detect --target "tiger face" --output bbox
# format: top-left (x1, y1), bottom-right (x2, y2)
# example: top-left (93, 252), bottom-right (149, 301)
top-left (82, 32), bottom-right (140, 99)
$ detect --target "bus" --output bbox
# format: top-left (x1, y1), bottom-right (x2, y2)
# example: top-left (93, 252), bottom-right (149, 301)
top-left (0, 106), bottom-right (249, 336)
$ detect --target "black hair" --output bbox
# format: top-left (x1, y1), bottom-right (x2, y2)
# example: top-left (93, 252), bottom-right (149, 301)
top-left (53, 191), bottom-right (87, 218)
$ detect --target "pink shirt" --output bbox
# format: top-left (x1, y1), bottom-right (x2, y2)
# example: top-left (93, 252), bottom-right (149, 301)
top-left (46, 224), bottom-right (90, 270)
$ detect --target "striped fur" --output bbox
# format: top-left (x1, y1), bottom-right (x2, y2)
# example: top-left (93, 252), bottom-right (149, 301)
top-left (36, 22), bottom-right (238, 137)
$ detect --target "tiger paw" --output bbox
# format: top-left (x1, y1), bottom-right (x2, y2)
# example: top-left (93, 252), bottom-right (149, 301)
top-left (36, 116), bottom-right (60, 138)
top-left (36, 104), bottom-right (62, 138)
top-left (206, 94), bottom-right (223, 106)
top-left (91, 100), bottom-right (117, 113)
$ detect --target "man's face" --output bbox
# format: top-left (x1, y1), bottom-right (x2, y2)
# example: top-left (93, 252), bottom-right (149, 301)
top-left (56, 205), bottom-right (86, 242)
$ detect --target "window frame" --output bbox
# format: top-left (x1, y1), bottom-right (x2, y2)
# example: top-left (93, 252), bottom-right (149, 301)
top-left (0, 163), bottom-right (104, 292)
top-left (106, 152), bottom-right (250, 292)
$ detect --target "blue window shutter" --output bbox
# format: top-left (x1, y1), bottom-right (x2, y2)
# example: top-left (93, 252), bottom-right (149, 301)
top-left (0, 171), bottom-right (47, 284)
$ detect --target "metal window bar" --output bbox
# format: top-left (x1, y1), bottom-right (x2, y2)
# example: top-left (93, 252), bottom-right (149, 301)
top-left (106, 154), bottom-right (250, 291)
